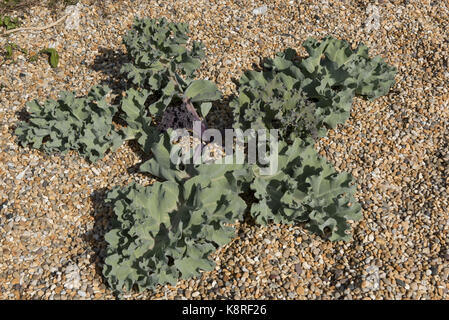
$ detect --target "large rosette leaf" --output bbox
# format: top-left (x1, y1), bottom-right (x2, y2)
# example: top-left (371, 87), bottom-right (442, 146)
top-left (249, 138), bottom-right (362, 241)
top-left (15, 85), bottom-right (123, 162)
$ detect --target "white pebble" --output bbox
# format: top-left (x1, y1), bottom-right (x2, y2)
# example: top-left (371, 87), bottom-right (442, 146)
top-left (252, 5), bottom-right (268, 15)
top-left (15, 166), bottom-right (29, 180)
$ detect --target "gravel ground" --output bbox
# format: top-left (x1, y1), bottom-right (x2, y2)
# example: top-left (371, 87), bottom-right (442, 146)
top-left (0, 0), bottom-right (448, 300)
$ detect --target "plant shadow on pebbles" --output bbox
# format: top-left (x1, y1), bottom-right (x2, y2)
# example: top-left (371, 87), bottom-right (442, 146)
top-left (8, 107), bottom-right (30, 136)
top-left (125, 139), bottom-right (151, 175)
top-left (90, 46), bottom-right (130, 105)
top-left (89, 47), bottom-right (150, 165)
top-left (83, 187), bottom-right (116, 295)
top-left (206, 95), bottom-right (235, 134)
top-left (80, 48), bottom-right (150, 295)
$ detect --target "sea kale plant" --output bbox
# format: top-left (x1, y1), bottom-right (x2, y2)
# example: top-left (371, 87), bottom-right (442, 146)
top-left (104, 173), bottom-right (246, 292)
top-left (14, 17), bottom-right (397, 293)
top-left (104, 130), bottom-right (248, 292)
top-left (121, 17), bottom-right (205, 90)
top-left (15, 85), bottom-right (122, 162)
top-left (231, 38), bottom-right (396, 140)
top-left (248, 138), bottom-right (361, 241)
top-left (121, 17), bottom-right (219, 122)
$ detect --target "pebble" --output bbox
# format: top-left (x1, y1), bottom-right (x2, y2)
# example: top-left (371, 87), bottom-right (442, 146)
top-left (252, 5), bottom-right (268, 15)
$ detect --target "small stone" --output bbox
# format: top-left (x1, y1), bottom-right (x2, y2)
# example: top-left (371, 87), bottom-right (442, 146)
top-left (269, 272), bottom-right (280, 280)
top-left (15, 166), bottom-right (29, 180)
top-left (431, 266), bottom-right (438, 275)
top-left (396, 279), bottom-right (405, 287)
top-left (361, 280), bottom-right (369, 289)
top-left (252, 5), bottom-right (267, 15)
top-left (365, 4), bottom-right (380, 32)
top-left (294, 264), bottom-right (302, 276)
top-left (65, 2), bottom-right (82, 30)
